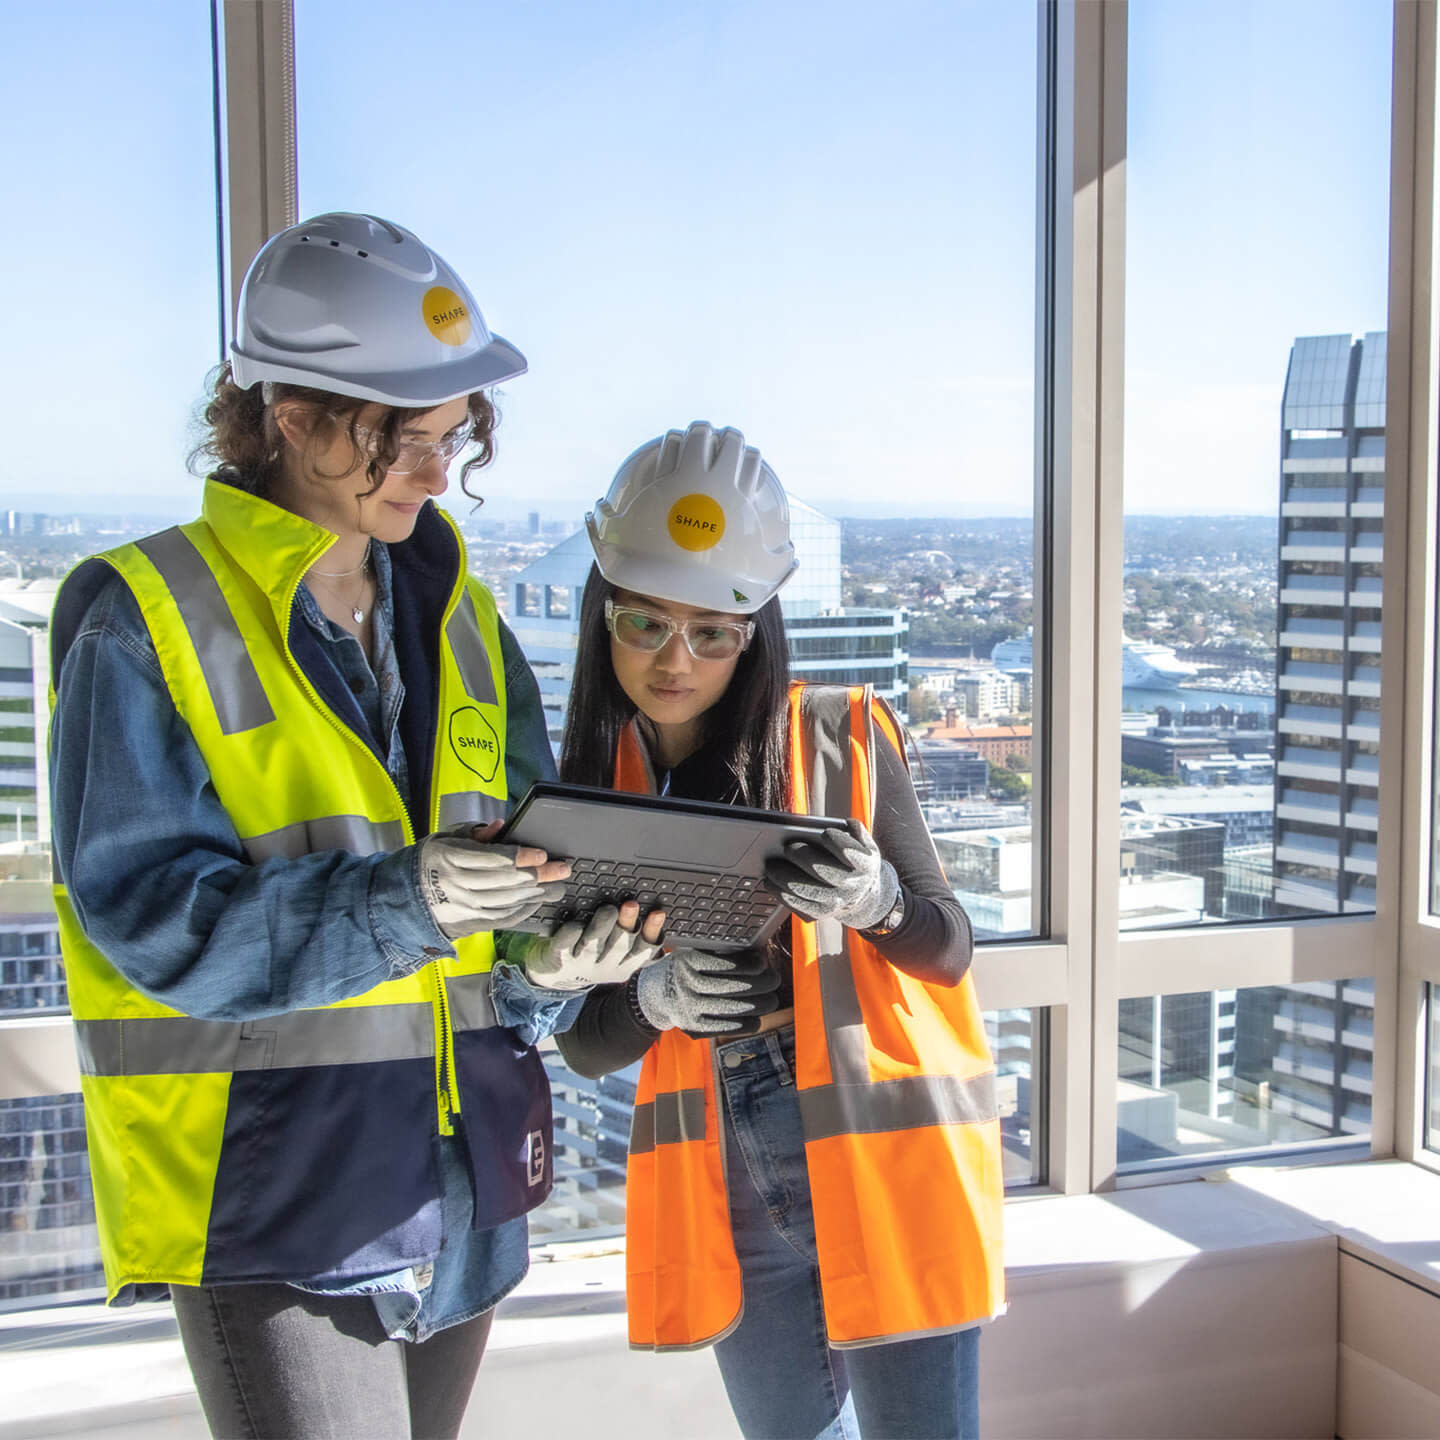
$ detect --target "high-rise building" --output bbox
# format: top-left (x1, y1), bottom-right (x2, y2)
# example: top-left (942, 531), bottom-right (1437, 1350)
top-left (1256, 332), bottom-right (1385, 1145)
top-left (1272, 331), bottom-right (1385, 917)
top-left (0, 616), bottom-right (47, 845)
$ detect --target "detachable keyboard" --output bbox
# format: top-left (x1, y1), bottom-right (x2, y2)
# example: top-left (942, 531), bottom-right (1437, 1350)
top-left (526, 856), bottom-right (780, 950)
top-left (499, 780), bottom-right (848, 951)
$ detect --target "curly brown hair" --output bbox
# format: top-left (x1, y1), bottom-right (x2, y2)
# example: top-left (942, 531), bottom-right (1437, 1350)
top-left (189, 363), bottom-right (499, 504)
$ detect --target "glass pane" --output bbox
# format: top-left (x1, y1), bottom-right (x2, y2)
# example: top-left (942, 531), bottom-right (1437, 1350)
top-left (991, 1008), bottom-right (1042, 1186)
top-left (1427, 984), bottom-right (1440, 1155)
top-left (0, 0), bottom-right (219, 1312)
top-left (0, 1094), bottom-right (103, 1310)
top-left (538, 1004), bottom-right (1043, 1242)
top-left (1117, 982), bottom-right (1373, 1174)
top-left (298, 0), bottom-right (1042, 948)
top-left (1121, 1), bottom-right (1392, 927)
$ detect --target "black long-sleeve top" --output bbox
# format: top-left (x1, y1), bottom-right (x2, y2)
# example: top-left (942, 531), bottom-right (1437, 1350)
top-left (555, 733), bottom-right (974, 1080)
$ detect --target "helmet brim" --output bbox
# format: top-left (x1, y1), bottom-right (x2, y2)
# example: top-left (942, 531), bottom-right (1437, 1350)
top-left (230, 333), bottom-right (527, 407)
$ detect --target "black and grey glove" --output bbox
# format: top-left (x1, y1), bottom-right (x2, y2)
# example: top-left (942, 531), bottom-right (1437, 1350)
top-left (765, 821), bottom-right (900, 931)
top-left (417, 831), bottom-right (568, 938)
top-left (517, 905), bottom-right (664, 991)
top-left (633, 948), bottom-right (782, 1036)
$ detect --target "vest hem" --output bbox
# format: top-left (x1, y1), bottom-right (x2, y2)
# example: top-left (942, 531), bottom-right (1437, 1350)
top-left (628, 1297), bottom-right (745, 1353)
top-left (825, 1304), bottom-right (1007, 1350)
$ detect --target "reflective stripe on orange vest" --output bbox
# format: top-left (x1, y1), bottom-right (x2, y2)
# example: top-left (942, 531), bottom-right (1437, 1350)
top-left (622, 683), bottom-right (1006, 1351)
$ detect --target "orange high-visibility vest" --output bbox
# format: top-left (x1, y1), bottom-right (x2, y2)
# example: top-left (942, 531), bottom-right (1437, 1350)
top-left (620, 683), bottom-right (1006, 1351)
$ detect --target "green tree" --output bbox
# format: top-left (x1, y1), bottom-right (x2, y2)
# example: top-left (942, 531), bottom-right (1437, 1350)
top-left (989, 764), bottom-right (1028, 800)
top-left (1121, 764), bottom-right (1171, 787)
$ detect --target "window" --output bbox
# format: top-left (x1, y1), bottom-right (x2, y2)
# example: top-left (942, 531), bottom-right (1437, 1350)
top-left (1117, 982), bottom-right (1373, 1174)
top-left (1428, 986), bottom-right (1440, 1156)
top-left (0, 0), bottom-right (222, 1309)
top-left (1120, 0), bottom-right (1392, 929)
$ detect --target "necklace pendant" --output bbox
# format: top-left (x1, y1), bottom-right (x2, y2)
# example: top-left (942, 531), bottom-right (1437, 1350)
top-left (352, 606), bottom-right (365, 624)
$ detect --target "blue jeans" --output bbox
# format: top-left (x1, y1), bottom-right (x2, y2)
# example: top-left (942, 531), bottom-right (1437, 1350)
top-left (712, 1026), bottom-right (981, 1440)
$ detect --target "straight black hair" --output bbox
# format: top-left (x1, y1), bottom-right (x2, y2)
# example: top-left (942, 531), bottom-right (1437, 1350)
top-left (559, 564), bottom-right (791, 809)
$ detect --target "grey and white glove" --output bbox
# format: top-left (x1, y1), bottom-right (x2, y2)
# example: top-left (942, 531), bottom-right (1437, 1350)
top-left (417, 831), bottom-right (569, 939)
top-left (519, 904), bottom-right (664, 991)
top-left (634, 948), bottom-right (782, 1036)
top-left (764, 821), bottom-right (900, 931)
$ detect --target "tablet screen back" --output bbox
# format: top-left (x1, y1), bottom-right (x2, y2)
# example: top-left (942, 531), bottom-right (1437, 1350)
top-left (499, 782), bottom-right (844, 951)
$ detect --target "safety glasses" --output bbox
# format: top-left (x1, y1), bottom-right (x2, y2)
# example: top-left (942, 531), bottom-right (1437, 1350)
top-left (353, 418), bottom-right (475, 475)
top-left (605, 599), bottom-right (754, 661)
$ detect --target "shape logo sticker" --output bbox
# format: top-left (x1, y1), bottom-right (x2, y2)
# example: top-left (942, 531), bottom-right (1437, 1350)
top-left (527, 1129), bottom-right (546, 1187)
top-left (449, 706), bottom-right (500, 783)
top-left (667, 493), bottom-right (726, 551)
top-left (422, 286), bottom-right (472, 347)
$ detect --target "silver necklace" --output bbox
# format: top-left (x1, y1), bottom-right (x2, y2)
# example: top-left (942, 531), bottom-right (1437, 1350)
top-left (310, 542), bottom-right (372, 625)
top-left (311, 540), bottom-right (372, 578)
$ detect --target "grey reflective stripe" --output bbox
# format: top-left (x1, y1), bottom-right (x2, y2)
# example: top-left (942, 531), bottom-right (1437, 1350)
top-left (437, 793), bottom-right (508, 830)
top-left (804, 690), bottom-right (871, 1087)
top-left (798, 1070), bottom-right (999, 1142)
top-left (629, 1088), bottom-right (707, 1154)
top-left (817, 947), bottom-right (870, 1087)
top-left (135, 529), bottom-right (275, 736)
top-left (74, 1003), bottom-right (435, 1077)
top-left (800, 686), bottom-right (853, 822)
top-left (446, 971), bottom-right (498, 1033)
top-left (447, 590), bottom-right (498, 706)
top-left (243, 815), bottom-right (407, 862)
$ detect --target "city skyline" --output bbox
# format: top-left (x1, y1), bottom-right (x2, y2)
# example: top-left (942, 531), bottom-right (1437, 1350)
top-left (0, 1), bottom-right (1391, 518)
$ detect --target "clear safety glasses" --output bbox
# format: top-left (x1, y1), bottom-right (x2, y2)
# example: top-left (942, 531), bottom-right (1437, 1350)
top-left (353, 418), bottom-right (475, 475)
top-left (605, 599), bottom-right (755, 661)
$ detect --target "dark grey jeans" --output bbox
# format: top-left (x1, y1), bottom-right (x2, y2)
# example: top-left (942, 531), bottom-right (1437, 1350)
top-left (170, 1283), bottom-right (493, 1440)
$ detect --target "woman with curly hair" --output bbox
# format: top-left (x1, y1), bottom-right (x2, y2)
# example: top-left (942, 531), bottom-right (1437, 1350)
top-left (47, 213), bottom-right (652, 1439)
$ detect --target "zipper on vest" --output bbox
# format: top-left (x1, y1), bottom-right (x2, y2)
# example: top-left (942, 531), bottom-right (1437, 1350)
top-left (427, 565), bottom-right (469, 835)
top-left (431, 963), bottom-right (461, 1134)
top-left (277, 575), bottom-right (471, 1132)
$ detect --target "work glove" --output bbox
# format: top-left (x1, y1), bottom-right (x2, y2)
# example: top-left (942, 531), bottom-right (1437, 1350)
top-left (764, 821), bottom-right (900, 931)
top-left (417, 828), bottom-right (569, 939)
top-left (633, 947), bottom-right (782, 1036)
top-left (518, 904), bottom-right (665, 991)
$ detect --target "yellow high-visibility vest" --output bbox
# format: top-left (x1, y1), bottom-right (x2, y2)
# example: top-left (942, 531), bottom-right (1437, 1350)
top-left (50, 479), bottom-right (551, 1302)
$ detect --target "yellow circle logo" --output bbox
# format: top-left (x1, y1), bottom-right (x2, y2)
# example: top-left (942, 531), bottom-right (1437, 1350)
top-left (667, 494), bottom-right (726, 551)
top-left (423, 286), bottom-right (472, 347)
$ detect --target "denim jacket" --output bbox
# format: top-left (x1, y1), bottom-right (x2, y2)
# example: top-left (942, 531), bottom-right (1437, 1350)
top-left (49, 499), bottom-right (580, 1337)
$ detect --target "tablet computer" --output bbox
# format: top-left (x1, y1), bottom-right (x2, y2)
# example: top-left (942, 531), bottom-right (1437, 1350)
top-left (498, 780), bottom-right (847, 951)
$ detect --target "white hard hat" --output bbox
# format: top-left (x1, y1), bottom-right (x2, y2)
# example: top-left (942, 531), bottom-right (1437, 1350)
top-left (586, 422), bottom-right (798, 615)
top-left (230, 212), bottom-right (527, 406)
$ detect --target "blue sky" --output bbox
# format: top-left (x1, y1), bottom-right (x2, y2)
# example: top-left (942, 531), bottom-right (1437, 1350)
top-left (0, 1), bottom-right (1393, 521)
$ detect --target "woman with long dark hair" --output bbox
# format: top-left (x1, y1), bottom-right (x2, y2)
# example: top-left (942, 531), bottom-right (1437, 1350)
top-left (555, 422), bottom-right (1007, 1440)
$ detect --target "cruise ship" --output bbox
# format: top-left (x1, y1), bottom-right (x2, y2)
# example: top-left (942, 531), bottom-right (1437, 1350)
top-left (990, 627), bottom-right (1200, 689)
